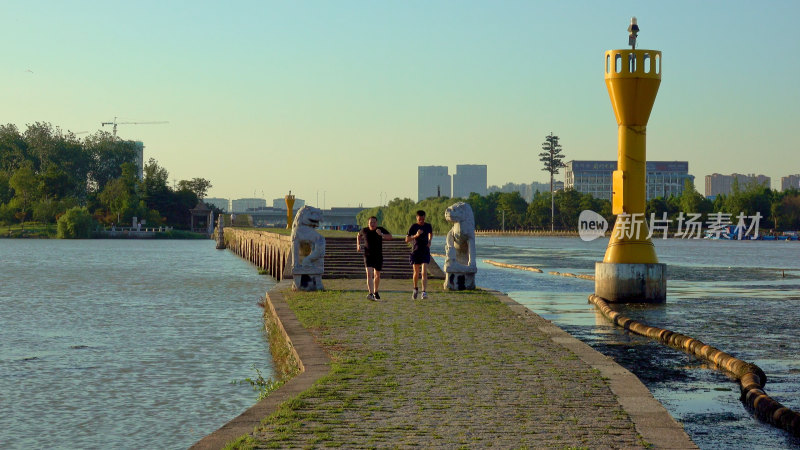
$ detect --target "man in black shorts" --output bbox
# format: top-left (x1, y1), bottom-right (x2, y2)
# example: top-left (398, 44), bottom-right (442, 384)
top-left (357, 216), bottom-right (392, 301)
top-left (405, 210), bottom-right (433, 300)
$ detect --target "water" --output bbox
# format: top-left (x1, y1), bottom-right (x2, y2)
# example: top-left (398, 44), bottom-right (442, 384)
top-left (436, 236), bottom-right (800, 449)
top-left (0, 240), bottom-right (275, 450)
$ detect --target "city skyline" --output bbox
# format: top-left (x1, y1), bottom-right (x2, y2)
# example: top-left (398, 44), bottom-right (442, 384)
top-left (3, 1), bottom-right (798, 207)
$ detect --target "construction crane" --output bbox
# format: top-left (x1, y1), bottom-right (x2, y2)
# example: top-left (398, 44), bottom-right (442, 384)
top-left (101, 117), bottom-right (168, 137)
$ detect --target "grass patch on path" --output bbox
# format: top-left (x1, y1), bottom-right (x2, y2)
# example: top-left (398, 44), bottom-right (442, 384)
top-left (234, 280), bottom-right (643, 449)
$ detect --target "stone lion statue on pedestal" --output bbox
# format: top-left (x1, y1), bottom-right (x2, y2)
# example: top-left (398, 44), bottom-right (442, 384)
top-left (290, 206), bottom-right (325, 291)
top-left (444, 202), bottom-right (477, 290)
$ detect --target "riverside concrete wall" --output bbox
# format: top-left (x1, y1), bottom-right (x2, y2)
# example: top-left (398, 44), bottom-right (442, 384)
top-left (224, 228), bottom-right (292, 280)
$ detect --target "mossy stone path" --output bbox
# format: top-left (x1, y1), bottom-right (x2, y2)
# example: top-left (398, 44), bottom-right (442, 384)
top-left (243, 279), bottom-right (645, 449)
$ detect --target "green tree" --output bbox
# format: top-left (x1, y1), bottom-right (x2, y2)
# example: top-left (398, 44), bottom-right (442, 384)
top-left (9, 164), bottom-right (40, 224)
top-left (495, 192), bottom-right (528, 230)
top-left (99, 178), bottom-right (134, 225)
top-left (465, 192), bottom-right (493, 230)
top-left (771, 191), bottom-right (800, 231)
top-left (39, 165), bottom-right (74, 200)
top-left (57, 206), bottom-right (95, 238)
top-left (646, 197), bottom-right (669, 219)
top-left (678, 180), bottom-right (713, 220)
top-left (178, 178), bottom-right (213, 200)
top-left (721, 180), bottom-right (774, 229)
top-left (526, 191), bottom-right (552, 229)
top-left (0, 124), bottom-right (29, 172)
top-left (84, 131), bottom-right (137, 192)
top-left (539, 132), bottom-right (566, 232)
top-left (553, 189), bottom-right (582, 229)
top-left (418, 196), bottom-right (462, 234)
top-left (0, 171), bottom-right (12, 205)
top-left (33, 198), bottom-right (54, 223)
top-left (0, 202), bottom-right (15, 227)
top-left (141, 158), bottom-right (170, 194)
top-left (580, 192), bottom-right (612, 222)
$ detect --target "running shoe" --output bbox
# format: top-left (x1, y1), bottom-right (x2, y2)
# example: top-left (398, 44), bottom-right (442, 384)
top-left (374, 292), bottom-right (381, 300)
top-left (367, 293), bottom-right (375, 301)
top-left (421, 291), bottom-right (428, 299)
top-left (412, 288), bottom-right (418, 300)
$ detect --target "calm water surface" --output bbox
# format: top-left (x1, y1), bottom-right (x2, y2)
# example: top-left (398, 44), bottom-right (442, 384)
top-left (439, 236), bottom-right (800, 450)
top-left (0, 240), bottom-right (274, 449)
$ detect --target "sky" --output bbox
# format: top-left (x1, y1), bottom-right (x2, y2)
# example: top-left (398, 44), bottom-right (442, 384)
top-left (3, 1), bottom-right (799, 208)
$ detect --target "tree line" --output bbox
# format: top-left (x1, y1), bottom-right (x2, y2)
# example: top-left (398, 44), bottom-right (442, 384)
top-left (356, 190), bottom-right (611, 235)
top-left (357, 180), bottom-right (800, 235)
top-left (0, 122), bottom-right (213, 234)
top-left (646, 179), bottom-right (800, 232)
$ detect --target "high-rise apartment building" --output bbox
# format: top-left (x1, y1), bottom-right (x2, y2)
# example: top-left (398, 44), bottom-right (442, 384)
top-left (452, 164), bottom-right (487, 198)
top-left (204, 197), bottom-right (230, 212)
top-left (231, 198), bottom-right (267, 213)
top-left (417, 166), bottom-right (451, 201)
top-left (781, 174), bottom-right (800, 191)
top-left (704, 173), bottom-right (770, 197)
top-left (565, 160), bottom-right (692, 201)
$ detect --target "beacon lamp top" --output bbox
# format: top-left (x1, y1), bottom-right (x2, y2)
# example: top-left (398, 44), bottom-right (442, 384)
top-left (628, 17), bottom-right (639, 49)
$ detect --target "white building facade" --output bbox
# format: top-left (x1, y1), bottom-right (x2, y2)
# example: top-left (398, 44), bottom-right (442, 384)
top-left (204, 197), bottom-right (230, 212)
top-left (418, 166), bottom-right (451, 201)
top-left (705, 173), bottom-right (770, 197)
top-left (231, 198), bottom-right (267, 213)
top-left (452, 164), bottom-right (487, 198)
top-left (781, 174), bottom-right (800, 191)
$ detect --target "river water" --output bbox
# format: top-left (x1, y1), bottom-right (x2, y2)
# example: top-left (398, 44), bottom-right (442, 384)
top-left (439, 236), bottom-right (800, 450)
top-left (0, 240), bottom-right (274, 450)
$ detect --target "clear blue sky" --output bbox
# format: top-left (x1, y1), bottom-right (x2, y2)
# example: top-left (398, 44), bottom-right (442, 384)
top-left (3, 1), bottom-right (799, 207)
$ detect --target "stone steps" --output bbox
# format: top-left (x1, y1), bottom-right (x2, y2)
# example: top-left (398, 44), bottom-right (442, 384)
top-left (323, 237), bottom-right (443, 279)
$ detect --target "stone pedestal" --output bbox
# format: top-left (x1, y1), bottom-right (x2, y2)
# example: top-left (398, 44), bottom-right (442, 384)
top-left (595, 262), bottom-right (666, 303)
top-left (215, 216), bottom-right (226, 250)
top-left (445, 272), bottom-right (475, 291)
top-left (292, 274), bottom-right (323, 291)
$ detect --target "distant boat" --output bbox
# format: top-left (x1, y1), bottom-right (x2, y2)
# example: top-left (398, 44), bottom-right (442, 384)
top-left (703, 224), bottom-right (751, 240)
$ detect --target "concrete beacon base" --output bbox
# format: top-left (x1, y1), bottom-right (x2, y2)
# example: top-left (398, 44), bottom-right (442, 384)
top-left (594, 262), bottom-right (666, 303)
top-left (444, 272), bottom-right (475, 290)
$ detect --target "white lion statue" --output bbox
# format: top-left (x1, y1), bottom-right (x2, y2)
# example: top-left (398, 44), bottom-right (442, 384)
top-left (444, 202), bottom-right (477, 290)
top-left (290, 206), bottom-right (325, 290)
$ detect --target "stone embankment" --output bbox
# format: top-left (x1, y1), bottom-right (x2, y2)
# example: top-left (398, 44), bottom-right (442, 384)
top-left (194, 277), bottom-right (694, 449)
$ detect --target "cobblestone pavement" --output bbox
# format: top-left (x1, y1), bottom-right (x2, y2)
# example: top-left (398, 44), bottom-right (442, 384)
top-left (242, 279), bottom-right (650, 449)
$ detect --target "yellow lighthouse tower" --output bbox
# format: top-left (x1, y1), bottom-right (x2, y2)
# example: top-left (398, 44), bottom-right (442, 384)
top-left (595, 18), bottom-right (667, 302)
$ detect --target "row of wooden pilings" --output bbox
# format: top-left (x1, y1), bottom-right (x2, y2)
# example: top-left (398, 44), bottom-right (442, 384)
top-left (223, 228), bottom-right (292, 281)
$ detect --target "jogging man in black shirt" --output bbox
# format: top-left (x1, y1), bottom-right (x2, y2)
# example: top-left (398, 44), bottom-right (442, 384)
top-left (405, 210), bottom-right (433, 299)
top-left (357, 216), bottom-right (392, 301)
